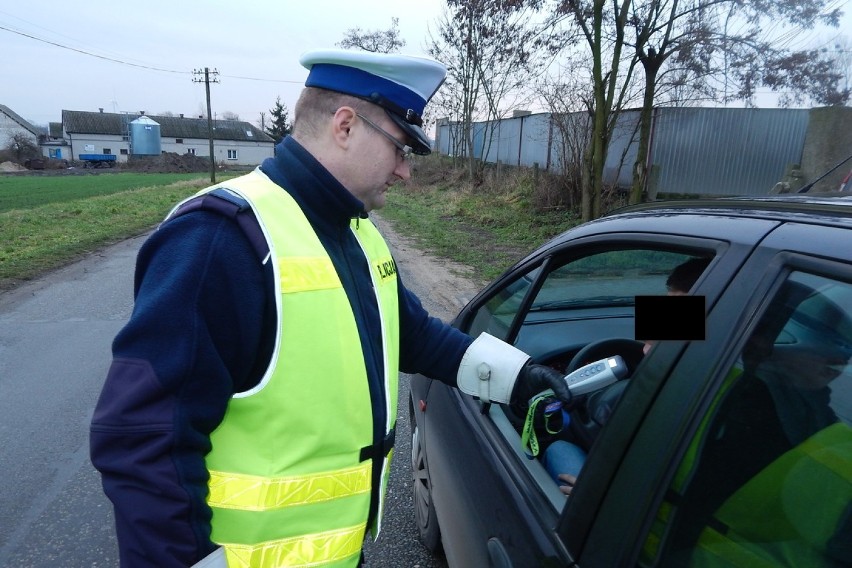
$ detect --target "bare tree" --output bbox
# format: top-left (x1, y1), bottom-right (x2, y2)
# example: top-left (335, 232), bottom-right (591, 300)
top-left (3, 133), bottom-right (40, 163)
top-left (832, 35), bottom-right (852, 97)
top-left (337, 17), bottom-right (405, 53)
top-left (623, 0), bottom-right (847, 204)
top-left (427, 0), bottom-right (560, 183)
top-left (522, 0), bottom-right (846, 218)
top-left (810, 34), bottom-right (852, 106)
top-left (537, 60), bottom-right (594, 209)
top-left (220, 111), bottom-right (240, 121)
top-left (535, 0), bottom-right (642, 220)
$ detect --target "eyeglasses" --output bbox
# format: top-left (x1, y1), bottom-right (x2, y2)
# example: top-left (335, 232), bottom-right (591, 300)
top-left (355, 112), bottom-right (413, 161)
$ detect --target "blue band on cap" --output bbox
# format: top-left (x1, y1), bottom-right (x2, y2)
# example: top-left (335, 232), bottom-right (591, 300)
top-left (305, 63), bottom-right (427, 120)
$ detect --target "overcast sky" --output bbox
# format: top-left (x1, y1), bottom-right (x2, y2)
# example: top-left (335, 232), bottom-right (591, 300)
top-left (1, 1), bottom-right (446, 127)
top-left (2, 1), bottom-right (849, 129)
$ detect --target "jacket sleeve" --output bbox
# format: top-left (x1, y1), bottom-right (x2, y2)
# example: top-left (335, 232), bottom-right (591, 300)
top-left (90, 212), bottom-right (272, 567)
top-left (397, 280), bottom-right (473, 386)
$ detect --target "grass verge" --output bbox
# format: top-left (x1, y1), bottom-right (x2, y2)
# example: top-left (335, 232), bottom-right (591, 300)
top-left (382, 156), bottom-right (581, 283)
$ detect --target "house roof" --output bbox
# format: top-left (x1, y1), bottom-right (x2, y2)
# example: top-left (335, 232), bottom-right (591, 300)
top-left (61, 110), bottom-right (275, 143)
top-left (0, 104), bottom-right (41, 137)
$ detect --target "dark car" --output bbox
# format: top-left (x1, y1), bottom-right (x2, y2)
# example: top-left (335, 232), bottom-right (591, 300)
top-left (408, 195), bottom-right (852, 567)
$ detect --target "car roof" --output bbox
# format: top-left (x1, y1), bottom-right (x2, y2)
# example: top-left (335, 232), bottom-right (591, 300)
top-left (521, 192), bottom-right (852, 264)
top-left (599, 193), bottom-right (852, 233)
top-left (609, 192), bottom-right (852, 219)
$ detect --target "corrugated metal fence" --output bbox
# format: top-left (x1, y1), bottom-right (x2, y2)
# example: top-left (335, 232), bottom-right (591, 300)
top-left (435, 107), bottom-right (810, 196)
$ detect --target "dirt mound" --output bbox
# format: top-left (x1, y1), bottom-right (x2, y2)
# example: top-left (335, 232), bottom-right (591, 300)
top-left (0, 161), bottom-right (27, 172)
top-left (125, 152), bottom-right (213, 173)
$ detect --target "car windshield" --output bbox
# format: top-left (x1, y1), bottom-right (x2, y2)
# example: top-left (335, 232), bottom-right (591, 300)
top-left (529, 250), bottom-right (689, 311)
top-left (528, 295), bottom-right (635, 311)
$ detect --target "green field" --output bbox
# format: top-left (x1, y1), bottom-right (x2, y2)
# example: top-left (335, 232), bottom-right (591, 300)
top-left (0, 173), bottom-right (207, 213)
top-left (0, 172), bottom-right (221, 288)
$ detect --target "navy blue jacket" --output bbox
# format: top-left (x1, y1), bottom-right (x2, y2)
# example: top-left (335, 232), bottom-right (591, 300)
top-left (90, 137), bottom-right (473, 567)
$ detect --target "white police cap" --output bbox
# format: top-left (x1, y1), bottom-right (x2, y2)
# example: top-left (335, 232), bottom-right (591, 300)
top-left (300, 48), bottom-right (447, 155)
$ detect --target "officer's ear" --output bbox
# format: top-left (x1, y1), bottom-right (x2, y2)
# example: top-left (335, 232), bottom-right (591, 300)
top-left (331, 106), bottom-right (357, 149)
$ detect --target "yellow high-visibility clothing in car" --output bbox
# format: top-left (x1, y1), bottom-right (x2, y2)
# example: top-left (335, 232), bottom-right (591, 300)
top-left (692, 422), bottom-right (852, 567)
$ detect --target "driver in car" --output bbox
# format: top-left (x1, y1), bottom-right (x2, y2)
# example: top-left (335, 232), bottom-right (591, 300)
top-left (545, 256), bottom-right (712, 495)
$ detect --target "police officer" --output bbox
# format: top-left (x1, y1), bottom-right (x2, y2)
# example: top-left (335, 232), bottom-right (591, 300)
top-left (90, 49), bottom-right (571, 567)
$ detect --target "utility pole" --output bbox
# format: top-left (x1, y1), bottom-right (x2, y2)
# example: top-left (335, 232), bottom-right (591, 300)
top-left (192, 67), bottom-right (220, 183)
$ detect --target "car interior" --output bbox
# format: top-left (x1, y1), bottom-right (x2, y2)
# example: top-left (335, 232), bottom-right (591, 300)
top-left (464, 248), bottom-right (715, 509)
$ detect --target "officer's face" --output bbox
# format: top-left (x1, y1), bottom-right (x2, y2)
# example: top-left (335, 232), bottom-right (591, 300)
top-left (348, 114), bottom-right (412, 211)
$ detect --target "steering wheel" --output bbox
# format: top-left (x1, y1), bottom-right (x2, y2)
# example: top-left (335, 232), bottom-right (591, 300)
top-left (566, 337), bottom-right (646, 375)
top-left (565, 338), bottom-right (646, 451)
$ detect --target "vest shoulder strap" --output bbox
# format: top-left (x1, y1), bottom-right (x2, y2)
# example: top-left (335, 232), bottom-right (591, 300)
top-left (169, 187), bottom-right (269, 262)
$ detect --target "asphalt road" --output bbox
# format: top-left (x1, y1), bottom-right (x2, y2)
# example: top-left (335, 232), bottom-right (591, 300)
top-left (0, 213), bottom-right (466, 567)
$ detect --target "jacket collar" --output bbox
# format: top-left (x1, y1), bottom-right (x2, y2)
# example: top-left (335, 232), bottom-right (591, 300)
top-left (260, 137), bottom-right (367, 231)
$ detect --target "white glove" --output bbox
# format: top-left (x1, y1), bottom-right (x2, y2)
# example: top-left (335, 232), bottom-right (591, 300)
top-left (457, 333), bottom-right (530, 404)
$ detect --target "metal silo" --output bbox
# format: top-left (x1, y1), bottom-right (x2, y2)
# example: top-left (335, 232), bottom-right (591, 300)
top-left (130, 115), bottom-right (162, 155)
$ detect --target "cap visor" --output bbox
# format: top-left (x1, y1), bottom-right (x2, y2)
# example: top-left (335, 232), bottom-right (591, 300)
top-left (387, 113), bottom-right (432, 155)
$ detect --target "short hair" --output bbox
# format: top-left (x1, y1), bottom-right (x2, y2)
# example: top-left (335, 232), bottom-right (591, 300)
top-left (666, 257), bottom-right (712, 293)
top-left (292, 87), bottom-right (382, 138)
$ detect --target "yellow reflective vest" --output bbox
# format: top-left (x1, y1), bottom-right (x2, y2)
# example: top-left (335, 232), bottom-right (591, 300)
top-left (180, 170), bottom-right (400, 567)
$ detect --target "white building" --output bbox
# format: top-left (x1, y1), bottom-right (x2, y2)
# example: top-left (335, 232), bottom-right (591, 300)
top-left (0, 104), bottom-right (40, 151)
top-left (61, 109), bottom-right (275, 166)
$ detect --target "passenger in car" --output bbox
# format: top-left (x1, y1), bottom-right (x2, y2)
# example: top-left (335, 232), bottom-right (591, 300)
top-left (544, 256), bottom-right (712, 495)
top-left (666, 280), bottom-right (851, 565)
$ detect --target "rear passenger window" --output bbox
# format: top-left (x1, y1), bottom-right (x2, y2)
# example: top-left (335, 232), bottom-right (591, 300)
top-left (645, 271), bottom-right (852, 567)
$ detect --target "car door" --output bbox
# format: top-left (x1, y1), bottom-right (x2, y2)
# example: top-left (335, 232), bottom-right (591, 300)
top-left (576, 220), bottom-right (852, 566)
top-left (421, 222), bottom-right (766, 567)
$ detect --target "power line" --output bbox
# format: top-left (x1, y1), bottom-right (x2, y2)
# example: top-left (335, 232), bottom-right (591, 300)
top-left (0, 24), bottom-right (189, 74)
top-left (221, 74), bottom-right (303, 84)
top-left (0, 24), bottom-right (304, 84)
